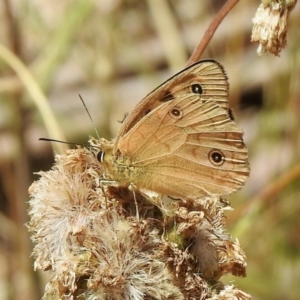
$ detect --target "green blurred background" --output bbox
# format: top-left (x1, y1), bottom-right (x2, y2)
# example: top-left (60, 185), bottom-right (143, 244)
top-left (0, 1), bottom-right (300, 299)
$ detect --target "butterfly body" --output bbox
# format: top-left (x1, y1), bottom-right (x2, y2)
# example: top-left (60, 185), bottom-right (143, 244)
top-left (99, 140), bottom-right (132, 186)
top-left (97, 60), bottom-right (249, 200)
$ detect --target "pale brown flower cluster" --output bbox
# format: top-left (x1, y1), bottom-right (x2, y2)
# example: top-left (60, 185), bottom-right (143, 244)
top-left (28, 140), bottom-right (251, 299)
top-left (251, 0), bottom-right (297, 56)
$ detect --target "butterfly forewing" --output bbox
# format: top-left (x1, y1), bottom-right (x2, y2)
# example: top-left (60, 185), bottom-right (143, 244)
top-left (116, 95), bottom-right (249, 199)
top-left (115, 60), bottom-right (229, 152)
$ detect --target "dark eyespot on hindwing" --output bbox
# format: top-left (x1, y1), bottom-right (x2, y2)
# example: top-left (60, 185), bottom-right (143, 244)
top-left (208, 149), bottom-right (225, 166)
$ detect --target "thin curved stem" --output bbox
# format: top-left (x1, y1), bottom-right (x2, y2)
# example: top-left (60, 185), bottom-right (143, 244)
top-left (0, 43), bottom-right (67, 153)
top-left (186, 0), bottom-right (240, 66)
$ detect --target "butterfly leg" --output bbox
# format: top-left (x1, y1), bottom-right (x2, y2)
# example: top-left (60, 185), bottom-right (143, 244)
top-left (99, 179), bottom-right (118, 209)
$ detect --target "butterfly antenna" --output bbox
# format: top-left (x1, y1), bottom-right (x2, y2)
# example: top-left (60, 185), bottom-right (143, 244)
top-left (79, 94), bottom-right (101, 140)
top-left (39, 138), bottom-right (100, 151)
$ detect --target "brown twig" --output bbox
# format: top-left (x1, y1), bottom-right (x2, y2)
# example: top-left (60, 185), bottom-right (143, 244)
top-left (186, 0), bottom-right (240, 66)
top-left (228, 161), bottom-right (300, 225)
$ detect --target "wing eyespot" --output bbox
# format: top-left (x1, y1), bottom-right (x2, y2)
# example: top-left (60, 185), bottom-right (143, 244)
top-left (191, 83), bottom-right (203, 95)
top-left (169, 107), bottom-right (182, 119)
top-left (208, 149), bottom-right (225, 166)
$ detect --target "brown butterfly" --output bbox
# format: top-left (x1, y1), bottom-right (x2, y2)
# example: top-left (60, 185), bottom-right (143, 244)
top-left (97, 59), bottom-right (249, 200)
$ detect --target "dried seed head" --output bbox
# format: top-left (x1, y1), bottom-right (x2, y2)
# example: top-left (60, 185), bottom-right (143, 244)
top-left (251, 0), bottom-right (297, 56)
top-left (28, 143), bottom-right (251, 299)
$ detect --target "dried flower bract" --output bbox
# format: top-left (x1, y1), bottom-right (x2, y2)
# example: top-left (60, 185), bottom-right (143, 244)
top-left (251, 0), bottom-right (297, 56)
